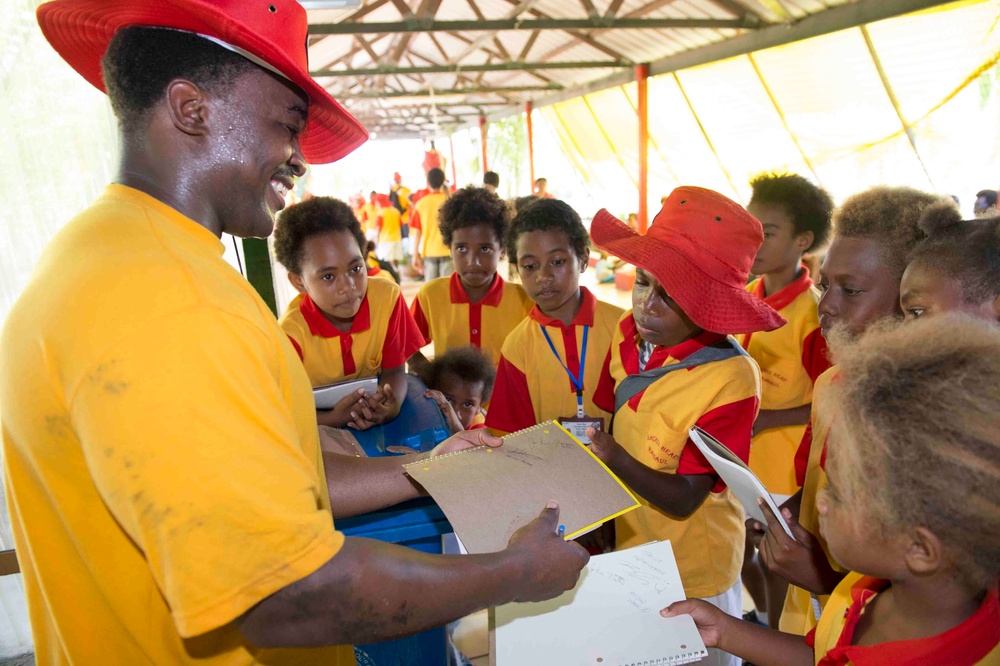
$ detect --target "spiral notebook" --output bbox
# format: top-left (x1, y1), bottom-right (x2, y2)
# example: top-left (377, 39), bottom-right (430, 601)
top-left (403, 420), bottom-right (639, 554)
top-left (492, 541), bottom-right (708, 665)
top-left (688, 426), bottom-right (794, 539)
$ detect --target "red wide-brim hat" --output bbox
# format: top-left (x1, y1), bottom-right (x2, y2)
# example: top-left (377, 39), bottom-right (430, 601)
top-left (36, 0), bottom-right (367, 164)
top-left (591, 187), bottom-right (786, 335)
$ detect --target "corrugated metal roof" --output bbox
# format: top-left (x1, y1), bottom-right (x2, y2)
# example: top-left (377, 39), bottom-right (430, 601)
top-left (303, 0), bottom-right (928, 139)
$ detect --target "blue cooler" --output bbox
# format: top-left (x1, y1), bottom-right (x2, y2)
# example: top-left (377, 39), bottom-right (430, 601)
top-left (339, 374), bottom-right (454, 665)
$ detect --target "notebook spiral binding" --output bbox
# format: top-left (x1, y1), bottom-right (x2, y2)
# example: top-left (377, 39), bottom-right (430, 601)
top-left (619, 650), bottom-right (708, 665)
top-left (401, 421), bottom-right (561, 468)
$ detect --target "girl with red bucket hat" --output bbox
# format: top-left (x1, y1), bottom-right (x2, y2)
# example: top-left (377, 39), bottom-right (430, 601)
top-left (589, 186), bottom-right (785, 666)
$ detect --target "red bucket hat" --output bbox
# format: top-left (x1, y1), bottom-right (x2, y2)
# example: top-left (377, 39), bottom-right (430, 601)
top-left (36, 0), bottom-right (367, 164)
top-left (591, 187), bottom-right (785, 334)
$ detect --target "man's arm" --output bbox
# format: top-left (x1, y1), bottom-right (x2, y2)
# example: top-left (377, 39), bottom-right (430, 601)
top-left (239, 504), bottom-right (589, 647)
top-left (325, 428), bottom-right (499, 518)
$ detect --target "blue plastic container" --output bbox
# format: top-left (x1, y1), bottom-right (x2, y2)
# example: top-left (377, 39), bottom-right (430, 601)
top-left (340, 374), bottom-right (455, 665)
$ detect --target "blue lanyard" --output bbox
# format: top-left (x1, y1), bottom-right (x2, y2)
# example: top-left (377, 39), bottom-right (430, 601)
top-left (540, 325), bottom-right (589, 417)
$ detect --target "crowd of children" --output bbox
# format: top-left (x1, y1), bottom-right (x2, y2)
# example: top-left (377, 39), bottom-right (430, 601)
top-left (271, 173), bottom-right (999, 665)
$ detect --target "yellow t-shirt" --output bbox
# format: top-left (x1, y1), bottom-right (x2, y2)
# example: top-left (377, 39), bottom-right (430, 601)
top-left (412, 191), bottom-right (450, 259)
top-left (738, 267), bottom-right (830, 496)
top-left (358, 202), bottom-right (379, 234)
top-left (485, 288), bottom-right (623, 434)
top-left (808, 572), bottom-right (1000, 665)
top-left (411, 273), bottom-right (532, 367)
top-left (278, 276), bottom-right (425, 388)
top-left (598, 316), bottom-right (762, 598)
top-left (0, 185), bottom-right (352, 664)
top-left (377, 206), bottom-right (402, 243)
top-left (391, 184), bottom-right (411, 224)
top-left (781, 366), bottom-right (843, 636)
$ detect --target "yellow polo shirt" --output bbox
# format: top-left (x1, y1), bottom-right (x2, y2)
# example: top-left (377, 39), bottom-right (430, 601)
top-left (411, 191), bottom-right (450, 259)
top-left (781, 366), bottom-right (844, 635)
top-left (485, 288), bottom-right (622, 435)
top-left (738, 267), bottom-right (830, 496)
top-left (278, 276), bottom-right (424, 387)
top-left (0, 185), bottom-right (352, 664)
top-left (358, 201), bottom-right (378, 235)
top-left (411, 273), bottom-right (532, 366)
top-left (807, 573), bottom-right (1000, 665)
top-left (594, 316), bottom-right (761, 598)
top-left (377, 206), bottom-right (402, 243)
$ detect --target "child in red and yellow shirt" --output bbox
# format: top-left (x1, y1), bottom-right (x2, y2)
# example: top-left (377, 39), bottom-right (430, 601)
top-left (409, 186), bottom-right (532, 373)
top-left (749, 186), bottom-right (945, 637)
top-left (738, 173), bottom-right (834, 628)
top-left (274, 197), bottom-right (424, 429)
top-left (486, 199), bottom-right (623, 439)
top-left (664, 316), bottom-right (1000, 665)
top-left (587, 187), bottom-right (786, 666)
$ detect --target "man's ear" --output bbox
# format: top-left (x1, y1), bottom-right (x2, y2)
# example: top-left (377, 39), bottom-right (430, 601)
top-left (288, 272), bottom-right (307, 294)
top-left (904, 525), bottom-right (944, 576)
top-left (164, 79), bottom-right (210, 137)
top-left (796, 230), bottom-right (815, 253)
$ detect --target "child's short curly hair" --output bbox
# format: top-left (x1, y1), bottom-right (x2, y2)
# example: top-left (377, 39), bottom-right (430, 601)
top-left (420, 347), bottom-right (496, 402)
top-left (505, 199), bottom-right (590, 266)
top-left (273, 197), bottom-right (365, 274)
top-left (833, 186), bottom-right (945, 282)
top-left (749, 172), bottom-right (834, 252)
top-left (828, 316), bottom-right (1000, 587)
top-left (908, 202), bottom-right (1000, 304)
top-left (438, 186), bottom-right (510, 247)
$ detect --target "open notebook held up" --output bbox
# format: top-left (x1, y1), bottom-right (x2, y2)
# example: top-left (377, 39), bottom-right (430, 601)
top-left (492, 540), bottom-right (708, 665)
top-left (688, 426), bottom-right (794, 539)
top-left (403, 420), bottom-right (639, 554)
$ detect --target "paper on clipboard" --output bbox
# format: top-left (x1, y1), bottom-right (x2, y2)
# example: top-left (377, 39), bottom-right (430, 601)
top-left (688, 426), bottom-right (795, 540)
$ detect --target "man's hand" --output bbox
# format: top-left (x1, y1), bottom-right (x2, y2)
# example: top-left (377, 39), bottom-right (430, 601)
top-left (504, 502), bottom-right (590, 603)
top-left (430, 428), bottom-right (502, 456)
top-left (660, 599), bottom-right (732, 648)
top-left (425, 389), bottom-right (465, 433)
top-left (754, 500), bottom-right (842, 595)
top-left (586, 427), bottom-right (621, 466)
top-left (348, 384), bottom-right (398, 430)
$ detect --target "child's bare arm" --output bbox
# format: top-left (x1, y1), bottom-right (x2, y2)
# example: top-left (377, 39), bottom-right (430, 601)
top-left (661, 599), bottom-right (813, 666)
top-left (408, 351), bottom-right (430, 376)
top-left (424, 389), bottom-right (465, 433)
top-left (753, 405), bottom-right (812, 436)
top-left (587, 428), bottom-right (714, 518)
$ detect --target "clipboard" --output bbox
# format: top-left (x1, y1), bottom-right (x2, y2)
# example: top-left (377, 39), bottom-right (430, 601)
top-left (688, 426), bottom-right (795, 539)
top-left (313, 376), bottom-right (379, 410)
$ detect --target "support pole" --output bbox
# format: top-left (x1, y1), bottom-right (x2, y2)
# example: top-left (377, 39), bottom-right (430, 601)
top-left (636, 64), bottom-right (649, 233)
top-left (525, 101), bottom-right (536, 191)
top-left (448, 134), bottom-right (458, 188)
top-left (479, 115), bottom-right (489, 173)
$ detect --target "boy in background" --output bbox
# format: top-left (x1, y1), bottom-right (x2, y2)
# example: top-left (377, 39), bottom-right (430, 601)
top-left (739, 172), bottom-right (834, 628)
top-left (410, 167), bottom-right (452, 279)
top-left (409, 186), bottom-right (532, 374)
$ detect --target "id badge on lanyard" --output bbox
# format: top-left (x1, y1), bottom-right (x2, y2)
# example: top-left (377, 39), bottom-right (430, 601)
top-left (540, 325), bottom-right (605, 444)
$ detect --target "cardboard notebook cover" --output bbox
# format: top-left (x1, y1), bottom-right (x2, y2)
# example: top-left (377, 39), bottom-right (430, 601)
top-left (403, 420), bottom-right (639, 554)
top-left (491, 541), bottom-right (708, 665)
top-left (688, 426), bottom-right (794, 539)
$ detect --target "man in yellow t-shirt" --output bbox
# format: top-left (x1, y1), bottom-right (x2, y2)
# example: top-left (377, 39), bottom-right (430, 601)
top-left (410, 167), bottom-right (452, 279)
top-left (1, 4), bottom-right (588, 664)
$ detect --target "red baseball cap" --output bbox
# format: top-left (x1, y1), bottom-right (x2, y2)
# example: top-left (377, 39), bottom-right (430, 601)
top-left (36, 0), bottom-right (367, 164)
top-left (591, 186), bottom-right (786, 334)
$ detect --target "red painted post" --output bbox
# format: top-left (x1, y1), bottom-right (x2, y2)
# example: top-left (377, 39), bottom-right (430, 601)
top-left (636, 64), bottom-right (649, 233)
top-left (479, 114), bottom-right (489, 173)
top-left (448, 134), bottom-right (458, 187)
top-left (525, 101), bottom-right (535, 189)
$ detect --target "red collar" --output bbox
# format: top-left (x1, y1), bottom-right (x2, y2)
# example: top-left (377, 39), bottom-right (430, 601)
top-left (449, 272), bottom-right (505, 307)
top-left (752, 264), bottom-right (814, 311)
top-left (299, 293), bottom-right (371, 339)
top-left (527, 287), bottom-right (597, 328)
top-left (820, 578), bottom-right (1000, 666)
top-left (619, 314), bottom-right (724, 375)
